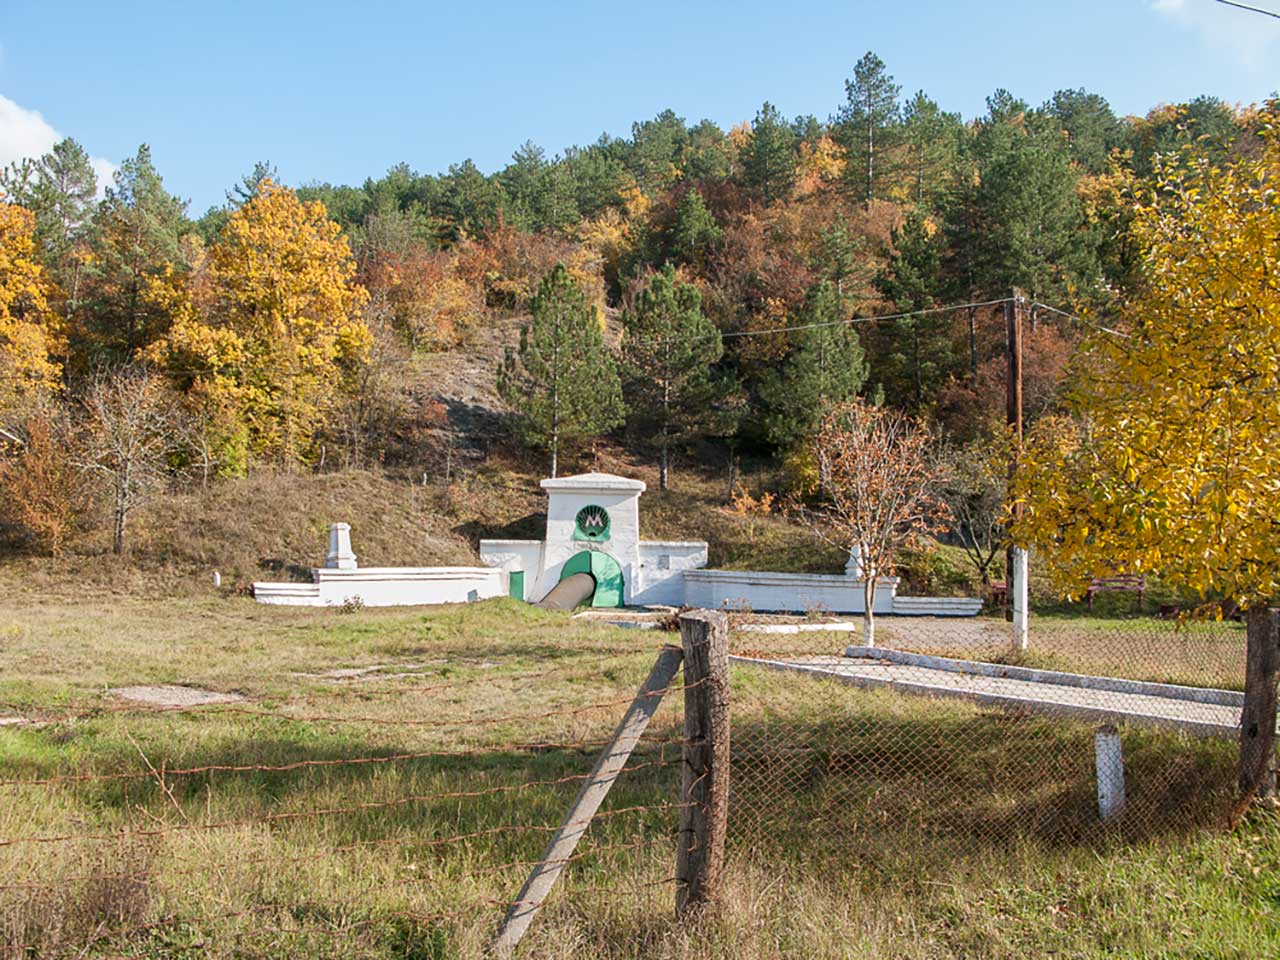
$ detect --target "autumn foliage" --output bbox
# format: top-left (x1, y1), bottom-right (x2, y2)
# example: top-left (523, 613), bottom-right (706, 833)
top-left (1013, 121), bottom-right (1280, 604)
top-left (147, 181), bottom-right (370, 466)
top-left (0, 201), bottom-right (62, 412)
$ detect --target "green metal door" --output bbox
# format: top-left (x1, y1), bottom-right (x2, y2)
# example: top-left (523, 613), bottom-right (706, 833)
top-left (559, 551), bottom-right (625, 608)
top-left (508, 570), bottom-right (525, 602)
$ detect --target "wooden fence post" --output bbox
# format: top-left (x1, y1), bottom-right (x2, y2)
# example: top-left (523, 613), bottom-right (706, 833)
top-left (1240, 605), bottom-right (1280, 799)
top-left (676, 610), bottom-right (730, 917)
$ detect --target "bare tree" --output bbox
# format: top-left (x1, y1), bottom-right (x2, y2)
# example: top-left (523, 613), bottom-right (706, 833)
top-left (791, 399), bottom-right (947, 646)
top-left (938, 438), bottom-right (1009, 587)
top-left (77, 366), bottom-right (186, 555)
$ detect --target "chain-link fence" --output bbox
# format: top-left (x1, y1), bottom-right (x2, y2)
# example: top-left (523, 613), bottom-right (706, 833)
top-left (726, 596), bottom-right (1245, 876)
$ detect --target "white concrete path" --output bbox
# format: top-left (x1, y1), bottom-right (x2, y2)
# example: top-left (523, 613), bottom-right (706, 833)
top-left (732, 650), bottom-right (1254, 739)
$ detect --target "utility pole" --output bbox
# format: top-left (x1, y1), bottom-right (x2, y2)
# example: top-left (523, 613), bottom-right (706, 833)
top-left (1006, 290), bottom-right (1026, 636)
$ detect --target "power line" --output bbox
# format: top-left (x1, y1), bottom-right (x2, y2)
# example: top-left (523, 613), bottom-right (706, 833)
top-left (1030, 301), bottom-right (1131, 338)
top-left (0, 296), bottom-right (1114, 381)
top-left (1214, 0), bottom-right (1280, 20)
top-left (0, 298), bottom-right (1020, 379)
top-left (626, 297), bottom-right (1015, 348)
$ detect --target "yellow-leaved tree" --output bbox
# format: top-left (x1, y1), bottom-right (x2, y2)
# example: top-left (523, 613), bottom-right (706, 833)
top-left (1011, 112), bottom-right (1280, 799)
top-left (147, 181), bottom-right (369, 468)
top-left (0, 200), bottom-right (63, 414)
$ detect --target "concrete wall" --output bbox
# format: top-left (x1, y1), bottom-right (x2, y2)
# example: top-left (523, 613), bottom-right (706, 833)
top-left (682, 569), bottom-right (899, 614)
top-left (254, 567), bottom-right (506, 608)
top-left (633, 541), bottom-right (710, 606)
top-left (479, 540), bottom-right (544, 577)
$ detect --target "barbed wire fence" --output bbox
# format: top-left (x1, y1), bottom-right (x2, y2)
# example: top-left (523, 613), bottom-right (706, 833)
top-left (0, 630), bottom-right (728, 959)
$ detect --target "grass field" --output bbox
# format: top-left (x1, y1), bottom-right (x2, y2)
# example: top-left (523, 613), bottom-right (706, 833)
top-left (1, 591), bottom-right (1277, 959)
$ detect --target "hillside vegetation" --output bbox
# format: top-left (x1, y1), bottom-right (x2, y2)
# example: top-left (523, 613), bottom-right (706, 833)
top-left (2, 59), bottom-right (1274, 584)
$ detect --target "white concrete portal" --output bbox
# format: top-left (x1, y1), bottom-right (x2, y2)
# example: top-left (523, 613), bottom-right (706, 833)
top-left (480, 472), bottom-right (703, 607)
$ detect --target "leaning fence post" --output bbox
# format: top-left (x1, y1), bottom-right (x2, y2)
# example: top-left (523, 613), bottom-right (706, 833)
top-left (676, 610), bottom-right (730, 917)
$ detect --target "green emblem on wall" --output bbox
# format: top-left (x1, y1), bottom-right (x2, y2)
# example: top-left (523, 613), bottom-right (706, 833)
top-left (573, 504), bottom-right (611, 542)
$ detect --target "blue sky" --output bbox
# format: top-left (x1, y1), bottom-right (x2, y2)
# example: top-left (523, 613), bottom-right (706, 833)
top-left (2, 0), bottom-right (1277, 212)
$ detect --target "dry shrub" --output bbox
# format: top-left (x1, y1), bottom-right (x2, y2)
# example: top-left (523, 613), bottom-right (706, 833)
top-left (1, 843), bottom-right (153, 957)
top-left (0, 407), bottom-right (89, 556)
top-left (364, 248), bottom-right (486, 351)
top-left (457, 219), bottom-right (606, 313)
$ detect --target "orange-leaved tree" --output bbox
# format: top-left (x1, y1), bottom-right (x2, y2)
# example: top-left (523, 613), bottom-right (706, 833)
top-left (1011, 113), bottom-right (1280, 799)
top-left (791, 398), bottom-right (946, 646)
top-left (0, 200), bottom-right (63, 416)
top-left (147, 180), bottom-right (369, 468)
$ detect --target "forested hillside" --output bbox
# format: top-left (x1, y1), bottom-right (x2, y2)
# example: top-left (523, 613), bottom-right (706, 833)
top-left (0, 51), bottom-right (1273, 566)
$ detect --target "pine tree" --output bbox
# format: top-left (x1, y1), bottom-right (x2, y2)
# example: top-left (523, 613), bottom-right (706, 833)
top-left (1, 138), bottom-right (99, 323)
top-left (620, 265), bottom-right (723, 490)
top-left (740, 102), bottom-right (797, 204)
top-left (669, 188), bottom-right (722, 267)
top-left (970, 92), bottom-right (1093, 302)
top-left (874, 209), bottom-right (954, 407)
top-left (902, 92), bottom-right (960, 208)
top-left (497, 263), bottom-right (623, 477)
top-left (759, 281), bottom-right (867, 450)
top-left (813, 223), bottom-right (871, 301)
top-left (81, 145), bottom-right (188, 363)
top-left (837, 52), bottom-right (901, 204)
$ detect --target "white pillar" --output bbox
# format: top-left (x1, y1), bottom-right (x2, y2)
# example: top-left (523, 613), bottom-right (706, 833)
top-left (325, 523), bottom-right (358, 570)
top-left (845, 544), bottom-right (864, 579)
top-left (1095, 725), bottom-right (1126, 820)
top-left (1012, 546), bottom-right (1029, 651)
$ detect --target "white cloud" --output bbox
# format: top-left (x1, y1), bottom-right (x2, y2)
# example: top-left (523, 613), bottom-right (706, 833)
top-left (1151, 0), bottom-right (1280, 71)
top-left (0, 93), bottom-right (116, 195)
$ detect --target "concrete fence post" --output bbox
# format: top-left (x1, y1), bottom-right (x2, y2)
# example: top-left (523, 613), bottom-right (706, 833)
top-left (1095, 724), bottom-right (1125, 820)
top-left (1012, 546), bottom-right (1029, 652)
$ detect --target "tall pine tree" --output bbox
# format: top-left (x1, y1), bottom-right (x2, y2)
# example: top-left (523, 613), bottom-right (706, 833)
top-left (1, 138), bottom-right (100, 324)
top-left (81, 145), bottom-right (188, 364)
top-left (837, 52), bottom-right (901, 204)
top-left (740, 102), bottom-right (797, 204)
top-left (620, 265), bottom-right (723, 490)
top-left (498, 263), bottom-right (623, 477)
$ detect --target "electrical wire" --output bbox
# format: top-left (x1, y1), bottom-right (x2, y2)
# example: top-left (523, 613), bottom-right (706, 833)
top-left (1030, 301), bottom-right (1131, 339)
top-left (1214, 0), bottom-right (1280, 20)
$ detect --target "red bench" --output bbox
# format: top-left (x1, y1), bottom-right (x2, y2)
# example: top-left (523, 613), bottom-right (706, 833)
top-left (1086, 575), bottom-right (1146, 611)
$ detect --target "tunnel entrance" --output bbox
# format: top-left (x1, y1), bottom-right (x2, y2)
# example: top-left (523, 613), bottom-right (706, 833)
top-left (559, 550), bottom-right (624, 608)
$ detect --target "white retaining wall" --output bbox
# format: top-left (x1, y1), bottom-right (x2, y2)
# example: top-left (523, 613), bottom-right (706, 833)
top-left (633, 541), bottom-right (710, 606)
top-left (479, 540), bottom-right (544, 577)
top-left (254, 567), bottom-right (506, 608)
top-left (682, 569), bottom-right (900, 614)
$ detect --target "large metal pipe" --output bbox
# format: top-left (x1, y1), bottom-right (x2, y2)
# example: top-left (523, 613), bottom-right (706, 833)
top-left (536, 572), bottom-right (596, 611)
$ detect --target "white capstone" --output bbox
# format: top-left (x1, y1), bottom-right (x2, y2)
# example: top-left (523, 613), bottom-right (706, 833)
top-left (845, 544), bottom-right (865, 579)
